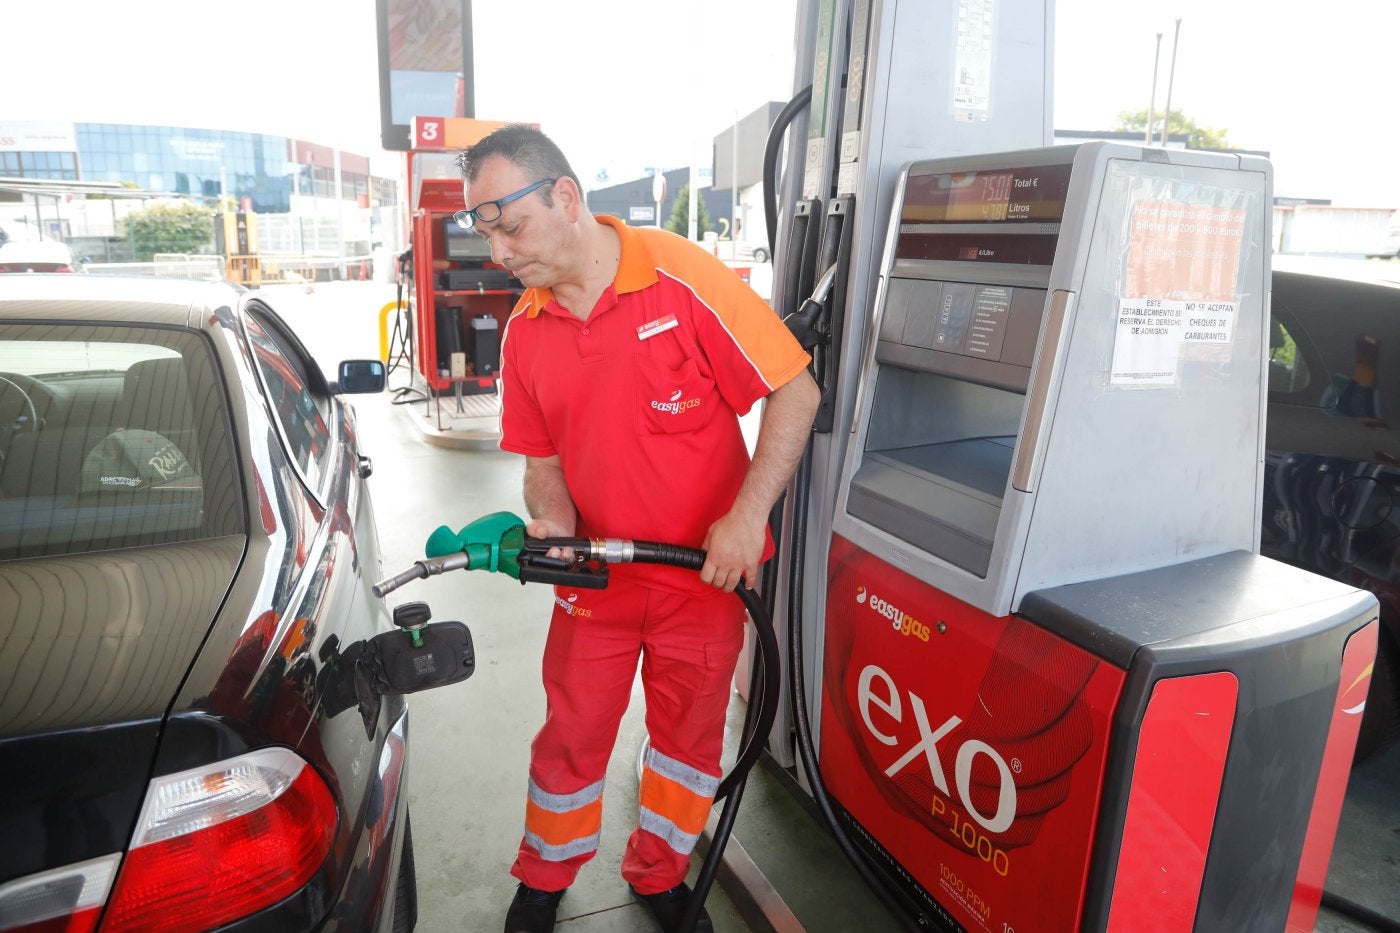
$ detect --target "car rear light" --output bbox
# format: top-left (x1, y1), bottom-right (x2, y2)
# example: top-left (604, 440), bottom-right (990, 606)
top-left (99, 748), bottom-right (337, 933)
top-left (0, 855), bottom-right (119, 933)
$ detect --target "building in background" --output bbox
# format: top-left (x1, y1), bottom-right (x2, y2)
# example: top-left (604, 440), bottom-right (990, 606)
top-left (0, 120), bottom-right (402, 277)
top-left (584, 102), bottom-right (784, 262)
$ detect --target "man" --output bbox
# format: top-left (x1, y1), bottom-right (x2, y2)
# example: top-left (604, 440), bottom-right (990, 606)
top-left (457, 125), bottom-right (819, 933)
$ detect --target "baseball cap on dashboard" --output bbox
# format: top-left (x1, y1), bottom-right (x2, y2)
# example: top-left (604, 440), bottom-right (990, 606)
top-left (80, 429), bottom-right (197, 492)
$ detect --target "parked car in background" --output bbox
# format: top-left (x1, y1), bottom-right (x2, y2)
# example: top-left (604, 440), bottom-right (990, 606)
top-left (734, 241), bottom-right (771, 263)
top-left (1265, 260), bottom-right (1400, 761)
top-left (1363, 210), bottom-right (1400, 259)
top-left (1364, 236), bottom-right (1400, 260)
top-left (0, 275), bottom-right (415, 932)
top-left (0, 238), bottom-right (81, 273)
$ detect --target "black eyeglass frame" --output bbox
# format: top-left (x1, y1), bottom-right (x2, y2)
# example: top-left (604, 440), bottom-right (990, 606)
top-left (453, 178), bottom-right (558, 230)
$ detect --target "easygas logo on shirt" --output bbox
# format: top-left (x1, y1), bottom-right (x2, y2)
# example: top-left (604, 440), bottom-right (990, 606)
top-left (650, 387), bottom-right (703, 416)
top-left (856, 585), bottom-right (930, 642)
top-left (553, 592), bottom-right (593, 617)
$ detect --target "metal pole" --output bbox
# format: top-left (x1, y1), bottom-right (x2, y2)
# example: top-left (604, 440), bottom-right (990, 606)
top-left (688, 146), bottom-right (698, 242)
top-left (1146, 32), bottom-right (1162, 145)
top-left (732, 111), bottom-right (740, 261)
top-left (334, 148), bottom-right (346, 279)
top-left (1159, 19), bottom-right (1182, 147)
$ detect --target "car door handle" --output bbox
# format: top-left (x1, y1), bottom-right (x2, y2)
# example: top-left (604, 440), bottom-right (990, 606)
top-left (358, 455), bottom-right (374, 479)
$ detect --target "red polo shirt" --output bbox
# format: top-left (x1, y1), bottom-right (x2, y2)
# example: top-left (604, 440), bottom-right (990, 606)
top-left (499, 215), bottom-right (811, 596)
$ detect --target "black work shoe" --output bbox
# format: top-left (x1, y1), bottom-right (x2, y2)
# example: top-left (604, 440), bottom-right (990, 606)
top-left (629, 882), bottom-right (713, 933)
top-left (504, 883), bottom-right (565, 933)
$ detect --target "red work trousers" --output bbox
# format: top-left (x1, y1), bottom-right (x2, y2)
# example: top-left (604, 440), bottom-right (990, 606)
top-left (509, 575), bottom-right (747, 894)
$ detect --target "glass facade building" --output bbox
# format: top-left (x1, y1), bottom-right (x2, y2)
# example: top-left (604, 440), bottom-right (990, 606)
top-left (68, 124), bottom-right (396, 214)
top-left (76, 124), bottom-right (292, 212)
top-left (0, 149), bottom-right (78, 181)
top-left (2, 120), bottom-right (403, 266)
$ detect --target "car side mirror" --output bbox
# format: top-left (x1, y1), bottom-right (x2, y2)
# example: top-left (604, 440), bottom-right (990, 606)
top-left (336, 359), bottom-right (386, 394)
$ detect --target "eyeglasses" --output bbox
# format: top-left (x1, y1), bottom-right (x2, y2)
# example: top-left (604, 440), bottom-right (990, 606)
top-left (454, 178), bottom-right (557, 230)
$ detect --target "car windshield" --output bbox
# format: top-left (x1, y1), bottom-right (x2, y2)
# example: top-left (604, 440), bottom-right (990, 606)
top-left (0, 324), bottom-right (244, 559)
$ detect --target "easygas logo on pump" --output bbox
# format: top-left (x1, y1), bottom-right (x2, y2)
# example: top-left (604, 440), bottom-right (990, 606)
top-left (819, 536), bottom-right (1128, 933)
top-left (856, 585), bottom-right (930, 641)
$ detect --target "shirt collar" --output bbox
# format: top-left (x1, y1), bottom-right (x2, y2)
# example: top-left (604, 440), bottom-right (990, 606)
top-left (523, 214), bottom-right (658, 317)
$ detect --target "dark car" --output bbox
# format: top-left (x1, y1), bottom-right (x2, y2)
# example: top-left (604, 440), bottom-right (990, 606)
top-left (1265, 261), bottom-right (1400, 761)
top-left (0, 275), bottom-right (415, 932)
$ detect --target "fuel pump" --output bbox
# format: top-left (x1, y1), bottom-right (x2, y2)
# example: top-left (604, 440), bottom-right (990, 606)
top-left (396, 118), bottom-right (523, 404)
top-left (757, 2), bottom-right (1379, 931)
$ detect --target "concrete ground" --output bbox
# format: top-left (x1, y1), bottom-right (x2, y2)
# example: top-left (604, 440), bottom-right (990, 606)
top-left (271, 280), bottom-right (1400, 932)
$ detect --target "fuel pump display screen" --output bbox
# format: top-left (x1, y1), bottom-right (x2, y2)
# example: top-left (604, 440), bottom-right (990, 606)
top-left (902, 162), bottom-right (1072, 224)
top-left (896, 162), bottom-right (1073, 265)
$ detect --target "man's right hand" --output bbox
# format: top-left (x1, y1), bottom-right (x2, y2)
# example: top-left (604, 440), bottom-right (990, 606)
top-left (523, 455), bottom-right (579, 561)
top-left (526, 517), bottom-right (576, 561)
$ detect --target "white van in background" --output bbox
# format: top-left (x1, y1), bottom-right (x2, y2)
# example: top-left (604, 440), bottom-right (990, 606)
top-left (0, 238), bottom-right (80, 273)
top-left (1365, 210), bottom-right (1400, 259)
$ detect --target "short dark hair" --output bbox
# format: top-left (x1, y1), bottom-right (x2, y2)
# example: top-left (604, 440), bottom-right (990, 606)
top-left (456, 125), bottom-right (580, 207)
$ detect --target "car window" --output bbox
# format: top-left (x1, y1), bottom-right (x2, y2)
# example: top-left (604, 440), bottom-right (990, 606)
top-left (1268, 317), bottom-right (1311, 396)
top-left (0, 324), bottom-right (243, 560)
top-left (244, 312), bottom-right (330, 491)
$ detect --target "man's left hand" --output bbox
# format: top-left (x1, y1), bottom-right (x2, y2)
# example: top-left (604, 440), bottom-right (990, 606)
top-left (700, 510), bottom-right (766, 593)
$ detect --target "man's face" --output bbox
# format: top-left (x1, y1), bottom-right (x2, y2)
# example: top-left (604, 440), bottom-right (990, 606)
top-left (463, 156), bottom-right (567, 289)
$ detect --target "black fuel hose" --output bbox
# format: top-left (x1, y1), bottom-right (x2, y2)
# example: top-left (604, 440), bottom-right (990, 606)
top-left (763, 84), bottom-right (814, 259)
top-left (533, 537), bottom-right (780, 933)
top-left (782, 455), bottom-right (927, 932)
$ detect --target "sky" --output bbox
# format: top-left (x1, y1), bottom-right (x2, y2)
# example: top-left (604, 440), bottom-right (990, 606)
top-left (3, 0), bottom-right (1399, 207)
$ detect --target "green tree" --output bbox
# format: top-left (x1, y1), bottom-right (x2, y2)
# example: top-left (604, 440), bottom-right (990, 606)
top-left (663, 184), bottom-right (712, 239)
top-left (124, 201), bottom-right (217, 261)
top-left (1114, 109), bottom-right (1233, 150)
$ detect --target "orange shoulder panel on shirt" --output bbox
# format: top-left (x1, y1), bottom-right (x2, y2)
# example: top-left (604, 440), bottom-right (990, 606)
top-left (629, 225), bottom-right (810, 392)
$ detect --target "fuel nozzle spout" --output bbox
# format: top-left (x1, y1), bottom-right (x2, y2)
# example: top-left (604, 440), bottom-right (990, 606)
top-left (784, 263), bottom-right (839, 351)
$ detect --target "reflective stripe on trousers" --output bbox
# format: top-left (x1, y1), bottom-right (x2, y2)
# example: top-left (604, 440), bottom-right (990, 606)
top-left (523, 777), bottom-right (605, 862)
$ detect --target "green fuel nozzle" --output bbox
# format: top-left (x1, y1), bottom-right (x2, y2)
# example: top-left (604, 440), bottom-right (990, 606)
top-left (371, 511), bottom-right (613, 598)
top-left (372, 511), bottom-right (529, 597)
top-left (424, 510), bottom-right (529, 579)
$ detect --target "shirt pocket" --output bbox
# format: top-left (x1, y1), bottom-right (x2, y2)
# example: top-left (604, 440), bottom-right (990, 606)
top-left (634, 353), bottom-right (719, 435)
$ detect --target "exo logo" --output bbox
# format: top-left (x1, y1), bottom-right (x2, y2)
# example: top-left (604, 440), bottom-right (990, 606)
top-left (858, 663), bottom-right (1015, 833)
